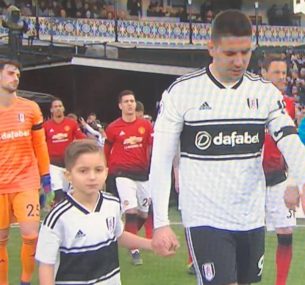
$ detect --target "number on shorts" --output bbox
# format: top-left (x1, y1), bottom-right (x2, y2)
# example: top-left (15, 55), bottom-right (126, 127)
top-left (142, 198), bottom-right (148, 207)
top-left (26, 203), bottom-right (40, 217)
top-left (287, 209), bottom-right (296, 219)
top-left (257, 255), bottom-right (264, 277)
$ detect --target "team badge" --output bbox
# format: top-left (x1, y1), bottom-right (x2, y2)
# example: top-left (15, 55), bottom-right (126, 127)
top-left (157, 101), bottom-right (164, 116)
top-left (202, 262), bottom-right (215, 282)
top-left (106, 217), bottom-right (115, 233)
top-left (18, 113), bottom-right (25, 122)
top-left (247, 98), bottom-right (259, 110)
top-left (64, 125), bottom-right (70, 131)
top-left (138, 127), bottom-right (145, 135)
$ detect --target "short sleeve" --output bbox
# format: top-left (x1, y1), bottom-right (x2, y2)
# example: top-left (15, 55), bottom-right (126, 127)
top-left (154, 90), bottom-right (184, 134)
top-left (31, 101), bottom-right (44, 128)
top-left (35, 224), bottom-right (61, 264)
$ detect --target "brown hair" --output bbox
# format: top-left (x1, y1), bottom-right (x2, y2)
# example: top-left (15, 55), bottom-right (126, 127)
top-left (136, 101), bottom-right (145, 113)
top-left (261, 53), bottom-right (287, 71)
top-left (50, 97), bottom-right (63, 108)
top-left (0, 58), bottom-right (21, 70)
top-left (64, 139), bottom-right (106, 170)
top-left (118, 89), bottom-right (135, 103)
top-left (211, 9), bottom-right (252, 42)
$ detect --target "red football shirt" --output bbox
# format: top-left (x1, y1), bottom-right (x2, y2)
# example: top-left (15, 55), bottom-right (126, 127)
top-left (105, 118), bottom-right (153, 179)
top-left (44, 117), bottom-right (86, 166)
top-left (263, 96), bottom-right (295, 186)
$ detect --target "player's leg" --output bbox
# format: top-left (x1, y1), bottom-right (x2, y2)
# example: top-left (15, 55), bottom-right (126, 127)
top-left (105, 174), bottom-right (119, 198)
top-left (144, 204), bottom-right (153, 238)
top-left (275, 227), bottom-right (293, 285)
top-left (184, 229), bottom-right (195, 275)
top-left (142, 179), bottom-right (153, 239)
top-left (13, 190), bottom-right (40, 285)
top-left (116, 177), bottom-right (139, 234)
top-left (116, 177), bottom-right (141, 264)
top-left (50, 165), bottom-right (66, 205)
top-left (266, 181), bottom-right (296, 285)
top-left (0, 194), bottom-right (10, 285)
top-left (236, 227), bottom-right (265, 285)
top-left (185, 226), bottom-right (238, 285)
top-left (137, 180), bottom-right (150, 231)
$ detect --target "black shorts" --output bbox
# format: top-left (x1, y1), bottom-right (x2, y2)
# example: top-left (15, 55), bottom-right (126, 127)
top-left (186, 226), bottom-right (265, 285)
top-left (105, 174), bottom-right (119, 198)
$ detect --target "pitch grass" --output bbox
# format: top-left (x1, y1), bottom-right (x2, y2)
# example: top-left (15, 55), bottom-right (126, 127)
top-left (7, 207), bottom-right (305, 285)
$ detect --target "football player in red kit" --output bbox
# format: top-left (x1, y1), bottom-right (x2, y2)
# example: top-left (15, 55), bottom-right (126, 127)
top-left (105, 90), bottom-right (153, 265)
top-left (262, 53), bottom-right (297, 285)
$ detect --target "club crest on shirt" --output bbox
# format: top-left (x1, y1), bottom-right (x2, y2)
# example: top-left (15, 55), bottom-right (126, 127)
top-left (157, 101), bottom-right (164, 116)
top-left (138, 127), bottom-right (145, 135)
top-left (247, 98), bottom-right (259, 110)
top-left (202, 262), bottom-right (215, 282)
top-left (18, 113), bottom-right (25, 123)
top-left (106, 216), bottom-right (115, 233)
top-left (64, 125), bottom-right (71, 132)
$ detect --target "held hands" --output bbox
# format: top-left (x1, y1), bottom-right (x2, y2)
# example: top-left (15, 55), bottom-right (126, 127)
top-left (41, 174), bottom-right (51, 194)
top-left (152, 226), bottom-right (180, 257)
top-left (284, 185), bottom-right (300, 211)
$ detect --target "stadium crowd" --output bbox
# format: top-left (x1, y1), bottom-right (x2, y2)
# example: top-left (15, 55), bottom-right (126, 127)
top-left (0, 0), bottom-right (299, 24)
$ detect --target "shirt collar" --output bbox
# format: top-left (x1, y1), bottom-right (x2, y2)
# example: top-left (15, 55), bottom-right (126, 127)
top-left (206, 65), bottom-right (243, 90)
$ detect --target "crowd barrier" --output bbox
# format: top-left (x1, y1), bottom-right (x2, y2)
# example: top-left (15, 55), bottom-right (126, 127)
top-left (1, 17), bottom-right (305, 47)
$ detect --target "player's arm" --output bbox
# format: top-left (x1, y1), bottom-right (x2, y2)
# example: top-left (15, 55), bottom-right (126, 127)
top-left (103, 126), bottom-right (114, 162)
top-left (73, 121), bottom-right (87, 139)
top-left (39, 263), bottom-right (55, 285)
top-left (146, 121), bottom-right (154, 162)
top-left (31, 102), bottom-right (50, 176)
top-left (150, 90), bottom-right (182, 229)
top-left (118, 231), bottom-right (153, 251)
top-left (173, 149), bottom-right (180, 193)
top-left (267, 89), bottom-right (305, 201)
top-left (36, 223), bottom-right (61, 284)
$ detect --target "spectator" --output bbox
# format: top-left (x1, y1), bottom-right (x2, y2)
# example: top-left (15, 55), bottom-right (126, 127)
top-left (200, 0), bottom-right (213, 22)
top-left (282, 3), bottom-right (291, 26)
top-left (267, 4), bottom-right (277, 26)
top-left (202, 9), bottom-right (214, 23)
top-left (127, 0), bottom-right (142, 17)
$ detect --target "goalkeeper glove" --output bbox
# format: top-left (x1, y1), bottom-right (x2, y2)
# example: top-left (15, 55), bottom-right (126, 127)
top-left (41, 174), bottom-right (51, 194)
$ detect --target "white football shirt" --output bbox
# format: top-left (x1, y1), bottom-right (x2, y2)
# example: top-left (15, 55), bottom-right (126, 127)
top-left (150, 66), bottom-right (305, 230)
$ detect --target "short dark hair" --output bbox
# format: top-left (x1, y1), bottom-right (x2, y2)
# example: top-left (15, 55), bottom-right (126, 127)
top-left (118, 90), bottom-right (135, 103)
top-left (262, 53), bottom-right (287, 71)
top-left (0, 58), bottom-right (21, 70)
top-left (136, 101), bottom-right (145, 113)
top-left (50, 97), bottom-right (63, 107)
top-left (64, 139), bottom-right (106, 170)
top-left (211, 9), bottom-right (252, 41)
top-left (66, 113), bottom-right (78, 121)
top-left (87, 112), bottom-right (96, 117)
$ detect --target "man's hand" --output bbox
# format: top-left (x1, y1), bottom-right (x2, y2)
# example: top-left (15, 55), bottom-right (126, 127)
top-left (152, 226), bottom-right (180, 257)
top-left (284, 185), bottom-right (300, 211)
top-left (41, 174), bottom-right (51, 194)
